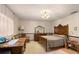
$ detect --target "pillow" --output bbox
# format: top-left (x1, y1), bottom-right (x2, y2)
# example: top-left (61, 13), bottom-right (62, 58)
top-left (0, 36), bottom-right (6, 44)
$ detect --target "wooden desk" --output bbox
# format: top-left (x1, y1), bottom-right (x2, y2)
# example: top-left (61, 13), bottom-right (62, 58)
top-left (0, 38), bottom-right (27, 54)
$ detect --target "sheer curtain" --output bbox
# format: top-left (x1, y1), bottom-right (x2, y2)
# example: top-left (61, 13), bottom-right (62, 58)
top-left (0, 13), bottom-right (14, 36)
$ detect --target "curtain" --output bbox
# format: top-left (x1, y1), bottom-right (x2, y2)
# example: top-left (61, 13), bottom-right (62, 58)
top-left (0, 13), bottom-right (14, 36)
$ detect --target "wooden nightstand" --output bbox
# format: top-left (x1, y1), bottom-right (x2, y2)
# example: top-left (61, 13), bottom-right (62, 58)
top-left (74, 44), bottom-right (79, 53)
top-left (65, 37), bottom-right (79, 53)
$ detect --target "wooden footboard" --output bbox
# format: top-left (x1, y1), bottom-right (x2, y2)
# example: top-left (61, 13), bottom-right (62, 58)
top-left (38, 36), bottom-right (47, 51)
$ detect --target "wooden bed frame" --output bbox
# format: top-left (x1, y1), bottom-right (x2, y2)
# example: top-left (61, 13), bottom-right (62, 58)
top-left (38, 24), bottom-right (69, 52)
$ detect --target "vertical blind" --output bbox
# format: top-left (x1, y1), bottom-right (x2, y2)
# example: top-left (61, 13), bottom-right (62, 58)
top-left (0, 13), bottom-right (14, 36)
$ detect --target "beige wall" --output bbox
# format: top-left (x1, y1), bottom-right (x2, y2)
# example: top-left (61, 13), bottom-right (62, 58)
top-left (0, 4), bottom-right (19, 34)
top-left (54, 12), bottom-right (79, 37)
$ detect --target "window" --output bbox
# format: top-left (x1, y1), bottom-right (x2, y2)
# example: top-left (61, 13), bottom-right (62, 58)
top-left (0, 13), bottom-right (14, 36)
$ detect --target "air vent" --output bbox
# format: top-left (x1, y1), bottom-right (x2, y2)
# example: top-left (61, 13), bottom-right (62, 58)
top-left (70, 11), bottom-right (78, 15)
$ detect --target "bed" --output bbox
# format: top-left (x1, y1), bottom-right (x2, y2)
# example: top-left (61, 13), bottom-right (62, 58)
top-left (38, 24), bottom-right (69, 51)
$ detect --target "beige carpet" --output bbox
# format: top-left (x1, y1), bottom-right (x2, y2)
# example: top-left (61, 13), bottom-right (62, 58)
top-left (24, 41), bottom-right (45, 54)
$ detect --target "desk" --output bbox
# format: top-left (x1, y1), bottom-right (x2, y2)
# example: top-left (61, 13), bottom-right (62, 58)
top-left (0, 38), bottom-right (27, 54)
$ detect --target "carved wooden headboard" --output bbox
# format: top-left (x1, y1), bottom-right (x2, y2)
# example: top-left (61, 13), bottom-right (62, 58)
top-left (54, 24), bottom-right (68, 35)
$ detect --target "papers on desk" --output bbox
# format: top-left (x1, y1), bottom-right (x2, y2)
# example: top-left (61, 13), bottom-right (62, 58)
top-left (7, 39), bottom-right (19, 46)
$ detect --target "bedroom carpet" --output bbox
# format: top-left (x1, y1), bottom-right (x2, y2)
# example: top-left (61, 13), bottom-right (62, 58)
top-left (24, 41), bottom-right (45, 54)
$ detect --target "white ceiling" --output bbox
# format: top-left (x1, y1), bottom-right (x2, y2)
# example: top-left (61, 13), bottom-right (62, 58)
top-left (7, 4), bottom-right (79, 21)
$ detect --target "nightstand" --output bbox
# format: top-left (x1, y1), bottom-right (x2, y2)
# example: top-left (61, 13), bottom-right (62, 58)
top-left (65, 37), bottom-right (79, 53)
